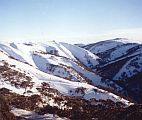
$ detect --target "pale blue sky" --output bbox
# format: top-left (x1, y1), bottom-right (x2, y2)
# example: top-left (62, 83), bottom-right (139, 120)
top-left (0, 0), bottom-right (142, 43)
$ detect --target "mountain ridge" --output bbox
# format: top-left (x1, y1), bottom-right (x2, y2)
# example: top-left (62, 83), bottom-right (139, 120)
top-left (1, 39), bottom-right (142, 119)
top-left (81, 38), bottom-right (142, 103)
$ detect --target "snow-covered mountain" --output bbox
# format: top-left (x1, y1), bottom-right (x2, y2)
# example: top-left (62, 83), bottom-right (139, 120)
top-left (0, 41), bottom-right (130, 103)
top-left (0, 41), bottom-right (134, 119)
top-left (82, 38), bottom-right (142, 103)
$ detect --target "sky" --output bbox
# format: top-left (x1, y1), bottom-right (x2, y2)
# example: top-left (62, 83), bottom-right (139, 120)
top-left (0, 0), bottom-right (142, 44)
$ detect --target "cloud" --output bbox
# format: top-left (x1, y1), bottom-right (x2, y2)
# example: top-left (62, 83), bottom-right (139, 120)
top-left (68, 28), bottom-right (142, 44)
top-left (1, 28), bottom-right (142, 44)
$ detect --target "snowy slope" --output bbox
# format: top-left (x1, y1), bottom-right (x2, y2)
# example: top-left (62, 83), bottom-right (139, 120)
top-left (82, 38), bottom-right (142, 103)
top-left (11, 108), bottom-right (68, 120)
top-left (83, 38), bottom-right (125, 54)
top-left (113, 54), bottom-right (142, 80)
top-left (61, 42), bottom-right (100, 68)
top-left (83, 38), bottom-right (142, 80)
top-left (0, 41), bottom-right (107, 87)
top-left (0, 42), bottom-right (132, 106)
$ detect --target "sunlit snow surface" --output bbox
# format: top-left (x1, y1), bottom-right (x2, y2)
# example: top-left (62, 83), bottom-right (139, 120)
top-left (0, 41), bottom-right (133, 106)
top-left (11, 108), bottom-right (68, 120)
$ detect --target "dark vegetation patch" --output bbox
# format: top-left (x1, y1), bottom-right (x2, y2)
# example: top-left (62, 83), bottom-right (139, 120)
top-left (1, 88), bottom-right (141, 120)
top-left (0, 61), bottom-right (34, 93)
top-left (0, 94), bottom-right (16, 120)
